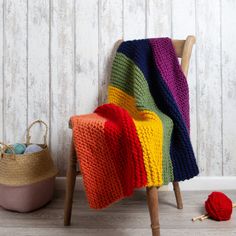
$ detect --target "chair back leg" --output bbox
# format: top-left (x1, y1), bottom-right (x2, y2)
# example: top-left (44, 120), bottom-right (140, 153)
top-left (146, 187), bottom-right (161, 236)
top-left (172, 182), bottom-right (183, 209)
top-left (64, 140), bottom-right (77, 226)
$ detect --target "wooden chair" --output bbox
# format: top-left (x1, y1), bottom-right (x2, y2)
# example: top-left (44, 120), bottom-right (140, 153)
top-left (64, 35), bottom-right (196, 236)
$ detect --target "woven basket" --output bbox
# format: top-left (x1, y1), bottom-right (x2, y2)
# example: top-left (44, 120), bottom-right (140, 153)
top-left (0, 120), bottom-right (58, 186)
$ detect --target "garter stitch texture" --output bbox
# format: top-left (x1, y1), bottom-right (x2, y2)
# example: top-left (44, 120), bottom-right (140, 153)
top-left (71, 104), bottom-right (147, 209)
top-left (150, 38), bottom-right (190, 131)
top-left (117, 39), bottom-right (199, 181)
top-left (71, 38), bottom-right (199, 209)
top-left (108, 53), bottom-right (174, 185)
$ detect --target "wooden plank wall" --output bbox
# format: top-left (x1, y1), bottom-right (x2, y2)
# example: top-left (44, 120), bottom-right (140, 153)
top-left (28, 0), bottom-right (50, 147)
top-left (0, 0), bottom-right (235, 176)
top-left (221, 0), bottom-right (236, 175)
top-left (0, 0), bottom-right (3, 141)
top-left (4, 0), bottom-right (27, 144)
top-left (196, 0), bottom-right (222, 175)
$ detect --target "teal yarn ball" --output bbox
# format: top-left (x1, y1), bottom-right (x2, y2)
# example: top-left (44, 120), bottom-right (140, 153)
top-left (5, 143), bottom-right (26, 155)
top-left (24, 144), bottom-right (43, 154)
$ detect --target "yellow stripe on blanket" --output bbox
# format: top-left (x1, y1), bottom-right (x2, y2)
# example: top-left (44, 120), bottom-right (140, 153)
top-left (108, 86), bottom-right (163, 186)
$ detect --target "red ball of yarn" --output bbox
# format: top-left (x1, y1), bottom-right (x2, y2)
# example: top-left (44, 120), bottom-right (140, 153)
top-left (205, 192), bottom-right (232, 221)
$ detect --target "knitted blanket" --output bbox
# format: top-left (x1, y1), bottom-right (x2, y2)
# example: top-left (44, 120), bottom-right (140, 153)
top-left (71, 38), bottom-right (199, 209)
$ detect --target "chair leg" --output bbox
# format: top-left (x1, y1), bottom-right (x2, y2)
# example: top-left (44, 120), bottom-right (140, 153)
top-left (146, 187), bottom-right (160, 236)
top-left (172, 182), bottom-right (183, 209)
top-left (64, 140), bottom-right (77, 226)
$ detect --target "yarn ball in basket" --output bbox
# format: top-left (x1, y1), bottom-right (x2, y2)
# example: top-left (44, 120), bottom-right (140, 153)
top-left (24, 144), bottom-right (43, 154)
top-left (205, 192), bottom-right (233, 221)
top-left (5, 143), bottom-right (26, 154)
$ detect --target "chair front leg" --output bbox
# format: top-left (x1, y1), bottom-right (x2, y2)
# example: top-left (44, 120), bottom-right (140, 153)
top-left (146, 187), bottom-right (160, 236)
top-left (172, 182), bottom-right (183, 209)
top-left (64, 140), bottom-right (77, 226)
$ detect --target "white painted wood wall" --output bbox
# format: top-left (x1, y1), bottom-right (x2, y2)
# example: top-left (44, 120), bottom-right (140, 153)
top-left (0, 0), bottom-right (235, 176)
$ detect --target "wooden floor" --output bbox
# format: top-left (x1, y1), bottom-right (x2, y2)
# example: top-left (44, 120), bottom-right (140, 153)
top-left (0, 190), bottom-right (235, 236)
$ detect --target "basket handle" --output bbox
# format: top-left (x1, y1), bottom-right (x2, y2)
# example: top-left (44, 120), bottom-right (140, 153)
top-left (0, 142), bottom-right (16, 159)
top-left (26, 120), bottom-right (48, 145)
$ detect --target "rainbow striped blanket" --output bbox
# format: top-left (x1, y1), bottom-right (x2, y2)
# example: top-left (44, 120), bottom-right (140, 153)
top-left (71, 38), bottom-right (199, 209)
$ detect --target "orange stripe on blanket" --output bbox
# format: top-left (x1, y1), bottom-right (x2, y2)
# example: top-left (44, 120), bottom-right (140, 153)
top-left (71, 113), bottom-right (124, 209)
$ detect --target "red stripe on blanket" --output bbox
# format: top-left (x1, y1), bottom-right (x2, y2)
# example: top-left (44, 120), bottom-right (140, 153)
top-left (95, 103), bottom-right (147, 196)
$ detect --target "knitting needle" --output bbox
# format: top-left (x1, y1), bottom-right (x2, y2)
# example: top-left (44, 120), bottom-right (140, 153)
top-left (200, 215), bottom-right (209, 221)
top-left (192, 214), bottom-right (206, 222)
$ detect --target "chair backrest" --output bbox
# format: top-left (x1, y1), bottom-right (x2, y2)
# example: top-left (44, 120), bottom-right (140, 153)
top-left (69, 36), bottom-right (195, 128)
top-left (114, 35), bottom-right (196, 79)
top-left (172, 35), bottom-right (196, 77)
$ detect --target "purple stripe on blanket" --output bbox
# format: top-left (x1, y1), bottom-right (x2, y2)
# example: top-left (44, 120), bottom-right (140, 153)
top-left (149, 38), bottom-right (190, 132)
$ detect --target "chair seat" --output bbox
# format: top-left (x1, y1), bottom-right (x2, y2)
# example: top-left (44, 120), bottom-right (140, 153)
top-left (70, 104), bottom-right (173, 188)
